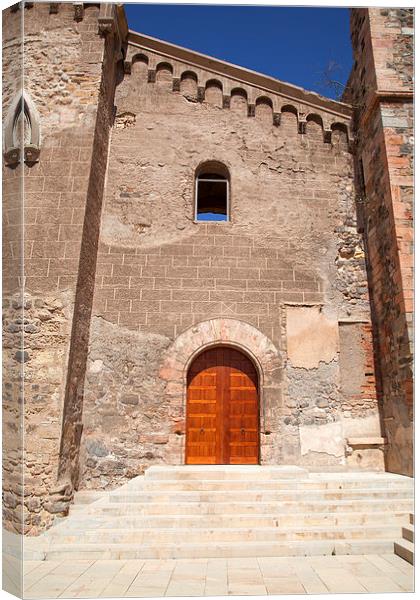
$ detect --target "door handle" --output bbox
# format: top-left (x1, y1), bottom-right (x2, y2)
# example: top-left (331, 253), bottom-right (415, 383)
top-left (241, 428), bottom-right (245, 435)
top-left (200, 427), bottom-right (205, 434)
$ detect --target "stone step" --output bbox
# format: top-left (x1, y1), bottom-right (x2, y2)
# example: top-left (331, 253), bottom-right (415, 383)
top-left (50, 510), bottom-right (411, 531)
top-left (72, 498), bottom-right (414, 516)
top-left (107, 488), bottom-right (413, 504)
top-left (402, 524), bottom-right (414, 543)
top-left (40, 538), bottom-right (396, 561)
top-left (73, 490), bottom-right (108, 505)
top-left (134, 479), bottom-right (413, 492)
top-left (142, 466), bottom-right (411, 483)
top-left (143, 465), bottom-right (309, 481)
top-left (32, 467), bottom-right (414, 562)
top-left (394, 538), bottom-right (414, 565)
top-left (139, 465), bottom-right (413, 481)
top-left (47, 523), bottom-right (403, 545)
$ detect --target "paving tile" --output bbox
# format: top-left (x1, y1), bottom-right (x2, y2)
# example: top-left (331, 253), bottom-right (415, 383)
top-left (141, 559), bottom-right (177, 572)
top-left (166, 580), bottom-right (206, 597)
top-left (228, 558), bottom-right (263, 585)
top-left (356, 575), bottom-right (406, 593)
top-left (292, 562), bottom-right (329, 594)
top-left (377, 569), bottom-right (413, 592)
top-left (126, 585), bottom-right (172, 598)
top-left (2, 566), bottom-right (22, 598)
top-left (307, 556), bottom-right (346, 569)
top-left (228, 569), bottom-right (264, 586)
top-left (27, 574), bottom-right (83, 599)
top-left (63, 560), bottom-right (124, 598)
top-left (100, 560), bottom-right (145, 597)
top-left (26, 559), bottom-right (94, 598)
top-left (204, 584), bottom-right (230, 597)
top-left (229, 570), bottom-right (264, 581)
top-left (228, 584), bottom-right (268, 595)
top-left (19, 553), bottom-right (415, 598)
top-left (264, 576), bottom-right (306, 594)
top-left (227, 556), bottom-right (266, 596)
top-left (364, 554), bottom-right (405, 575)
top-left (365, 554), bottom-right (414, 590)
top-left (380, 553), bottom-right (414, 575)
top-left (126, 566), bottom-right (174, 597)
top-left (170, 559), bottom-right (207, 581)
top-left (3, 554), bottom-right (23, 591)
top-left (312, 566), bottom-right (369, 593)
top-left (24, 561), bottom-right (44, 576)
top-left (336, 557), bottom-right (384, 578)
top-left (205, 558), bottom-right (228, 596)
top-left (258, 556), bottom-right (296, 574)
top-left (166, 560), bottom-right (207, 597)
top-left (23, 560), bottom-right (62, 591)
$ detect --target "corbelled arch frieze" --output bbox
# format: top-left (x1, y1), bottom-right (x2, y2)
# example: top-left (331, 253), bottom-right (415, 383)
top-left (123, 43), bottom-right (353, 150)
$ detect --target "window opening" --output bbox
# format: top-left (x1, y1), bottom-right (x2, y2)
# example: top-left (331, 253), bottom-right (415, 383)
top-left (195, 172), bottom-right (229, 221)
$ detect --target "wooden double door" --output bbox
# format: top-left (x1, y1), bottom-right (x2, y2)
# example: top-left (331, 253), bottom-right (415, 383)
top-left (185, 347), bottom-right (260, 465)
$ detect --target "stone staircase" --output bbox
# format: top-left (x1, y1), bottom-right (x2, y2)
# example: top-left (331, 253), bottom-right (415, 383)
top-left (25, 466), bottom-right (414, 561)
top-left (395, 512), bottom-right (414, 565)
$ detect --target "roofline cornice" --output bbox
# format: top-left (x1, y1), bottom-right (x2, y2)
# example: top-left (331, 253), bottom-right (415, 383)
top-left (128, 29), bottom-right (353, 121)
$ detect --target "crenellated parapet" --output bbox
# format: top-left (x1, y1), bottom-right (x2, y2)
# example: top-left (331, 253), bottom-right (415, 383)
top-left (124, 31), bottom-right (353, 151)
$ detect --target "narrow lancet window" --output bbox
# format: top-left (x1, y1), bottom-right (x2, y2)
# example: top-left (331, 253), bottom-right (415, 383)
top-left (195, 162), bottom-right (229, 222)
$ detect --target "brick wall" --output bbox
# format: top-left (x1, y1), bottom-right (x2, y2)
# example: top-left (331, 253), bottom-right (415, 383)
top-left (345, 8), bottom-right (413, 476)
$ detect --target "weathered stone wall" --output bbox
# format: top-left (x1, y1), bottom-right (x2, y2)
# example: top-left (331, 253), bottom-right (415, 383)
top-left (345, 8), bottom-right (413, 476)
top-left (2, 5), bottom-right (24, 585)
top-left (2, 2), bottom-right (127, 535)
top-left (80, 35), bottom-right (383, 489)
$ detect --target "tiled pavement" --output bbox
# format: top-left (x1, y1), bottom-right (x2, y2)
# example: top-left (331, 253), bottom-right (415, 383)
top-left (7, 554), bottom-right (413, 598)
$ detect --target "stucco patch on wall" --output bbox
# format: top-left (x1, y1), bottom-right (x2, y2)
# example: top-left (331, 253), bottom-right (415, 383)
top-left (286, 306), bottom-right (338, 369)
top-left (342, 413), bottom-right (383, 438)
top-left (299, 420), bottom-right (344, 458)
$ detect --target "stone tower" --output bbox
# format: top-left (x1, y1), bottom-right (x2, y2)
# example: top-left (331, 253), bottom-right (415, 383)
top-left (344, 8), bottom-right (414, 477)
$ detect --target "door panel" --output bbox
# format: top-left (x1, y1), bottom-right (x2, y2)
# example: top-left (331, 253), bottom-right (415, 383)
top-left (186, 347), bottom-right (259, 465)
top-left (185, 354), bottom-right (218, 464)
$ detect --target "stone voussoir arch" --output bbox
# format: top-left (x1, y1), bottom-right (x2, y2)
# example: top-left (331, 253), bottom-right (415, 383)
top-left (159, 318), bottom-right (284, 437)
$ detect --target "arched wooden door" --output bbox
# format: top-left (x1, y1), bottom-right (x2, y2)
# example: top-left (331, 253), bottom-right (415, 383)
top-left (186, 346), bottom-right (260, 465)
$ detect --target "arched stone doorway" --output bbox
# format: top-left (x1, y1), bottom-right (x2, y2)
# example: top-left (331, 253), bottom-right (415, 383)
top-left (159, 318), bottom-right (285, 465)
top-left (186, 346), bottom-right (260, 465)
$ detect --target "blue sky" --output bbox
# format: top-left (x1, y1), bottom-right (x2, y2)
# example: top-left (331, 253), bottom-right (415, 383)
top-left (124, 4), bottom-right (353, 99)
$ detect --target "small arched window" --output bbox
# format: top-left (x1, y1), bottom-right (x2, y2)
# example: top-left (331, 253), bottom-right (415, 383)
top-left (195, 162), bottom-right (229, 222)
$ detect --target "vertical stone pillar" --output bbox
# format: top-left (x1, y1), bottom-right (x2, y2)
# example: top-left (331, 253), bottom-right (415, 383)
top-left (2, 2), bottom-right (128, 535)
top-left (2, 4), bottom-right (25, 593)
top-left (57, 3), bottom-right (128, 496)
top-left (345, 8), bottom-right (413, 476)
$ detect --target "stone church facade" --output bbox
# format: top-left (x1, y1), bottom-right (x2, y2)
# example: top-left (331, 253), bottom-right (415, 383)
top-left (2, 3), bottom-right (413, 535)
